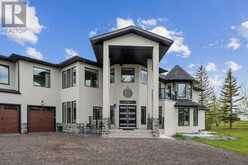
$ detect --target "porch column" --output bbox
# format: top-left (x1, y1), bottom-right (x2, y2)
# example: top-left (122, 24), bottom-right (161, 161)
top-left (102, 42), bottom-right (110, 134)
top-left (147, 59), bottom-right (153, 129)
top-left (152, 46), bottom-right (159, 137)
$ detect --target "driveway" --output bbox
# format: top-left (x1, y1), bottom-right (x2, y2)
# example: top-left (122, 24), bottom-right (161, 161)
top-left (0, 133), bottom-right (247, 165)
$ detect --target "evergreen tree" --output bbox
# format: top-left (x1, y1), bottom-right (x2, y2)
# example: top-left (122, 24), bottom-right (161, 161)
top-left (195, 65), bottom-right (214, 107)
top-left (205, 95), bottom-right (221, 129)
top-left (219, 69), bottom-right (242, 129)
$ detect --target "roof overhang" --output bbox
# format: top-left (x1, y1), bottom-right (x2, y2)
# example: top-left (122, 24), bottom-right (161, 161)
top-left (90, 26), bottom-right (173, 65)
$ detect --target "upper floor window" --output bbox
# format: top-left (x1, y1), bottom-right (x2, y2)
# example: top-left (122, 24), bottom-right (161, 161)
top-left (177, 83), bottom-right (186, 98)
top-left (0, 64), bottom-right (9, 85)
top-left (62, 67), bottom-right (76, 89)
top-left (121, 68), bottom-right (135, 83)
top-left (85, 67), bottom-right (98, 88)
top-left (140, 69), bottom-right (148, 84)
top-left (110, 68), bottom-right (115, 83)
top-left (33, 67), bottom-right (50, 88)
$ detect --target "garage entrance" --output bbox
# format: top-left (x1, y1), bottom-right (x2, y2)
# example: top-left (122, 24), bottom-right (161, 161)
top-left (28, 106), bottom-right (55, 132)
top-left (0, 104), bottom-right (20, 133)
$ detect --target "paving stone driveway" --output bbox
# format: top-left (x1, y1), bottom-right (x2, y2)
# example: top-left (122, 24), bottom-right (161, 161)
top-left (0, 133), bottom-right (247, 165)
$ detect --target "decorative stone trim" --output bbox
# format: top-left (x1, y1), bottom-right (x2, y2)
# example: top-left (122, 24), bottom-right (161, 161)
top-left (21, 123), bottom-right (27, 134)
top-left (152, 118), bottom-right (160, 137)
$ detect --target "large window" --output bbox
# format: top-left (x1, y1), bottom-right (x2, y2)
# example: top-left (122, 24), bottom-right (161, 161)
top-left (141, 106), bottom-right (146, 125)
top-left (110, 105), bottom-right (115, 124)
top-left (62, 67), bottom-right (76, 89)
top-left (121, 68), bottom-right (135, 83)
top-left (85, 68), bottom-right (98, 88)
top-left (159, 106), bottom-right (164, 129)
top-left (140, 69), bottom-right (148, 84)
top-left (93, 106), bottom-right (102, 120)
top-left (0, 64), bottom-right (9, 85)
top-left (193, 109), bottom-right (198, 126)
top-left (62, 101), bottom-right (76, 124)
top-left (178, 108), bottom-right (190, 126)
top-left (110, 68), bottom-right (115, 83)
top-left (177, 83), bottom-right (186, 98)
top-left (33, 67), bottom-right (50, 88)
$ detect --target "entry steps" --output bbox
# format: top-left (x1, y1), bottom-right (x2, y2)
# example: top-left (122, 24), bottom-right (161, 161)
top-left (107, 129), bottom-right (154, 138)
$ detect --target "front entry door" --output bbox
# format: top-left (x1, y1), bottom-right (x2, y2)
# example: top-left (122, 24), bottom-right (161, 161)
top-left (119, 105), bottom-right (136, 129)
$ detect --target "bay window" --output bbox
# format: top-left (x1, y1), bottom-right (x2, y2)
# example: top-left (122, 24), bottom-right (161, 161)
top-left (178, 108), bottom-right (190, 126)
top-left (121, 68), bottom-right (135, 83)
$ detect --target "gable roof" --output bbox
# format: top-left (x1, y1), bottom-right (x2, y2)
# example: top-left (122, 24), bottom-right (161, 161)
top-left (161, 65), bottom-right (195, 81)
top-left (90, 26), bottom-right (174, 64)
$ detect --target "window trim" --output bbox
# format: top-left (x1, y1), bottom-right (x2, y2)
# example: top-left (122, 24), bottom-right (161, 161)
top-left (178, 108), bottom-right (190, 126)
top-left (85, 67), bottom-right (99, 88)
top-left (33, 66), bottom-right (51, 88)
top-left (177, 83), bottom-right (187, 98)
top-left (0, 64), bottom-right (10, 85)
top-left (121, 67), bottom-right (135, 83)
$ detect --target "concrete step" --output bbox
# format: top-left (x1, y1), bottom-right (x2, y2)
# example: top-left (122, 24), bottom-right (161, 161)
top-left (107, 129), bottom-right (154, 138)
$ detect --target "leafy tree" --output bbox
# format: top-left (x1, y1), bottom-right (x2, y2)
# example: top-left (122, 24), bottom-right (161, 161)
top-left (219, 69), bottom-right (242, 128)
top-left (195, 65), bottom-right (215, 107)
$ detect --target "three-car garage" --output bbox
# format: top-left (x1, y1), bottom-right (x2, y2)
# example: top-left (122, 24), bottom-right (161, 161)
top-left (0, 104), bottom-right (56, 134)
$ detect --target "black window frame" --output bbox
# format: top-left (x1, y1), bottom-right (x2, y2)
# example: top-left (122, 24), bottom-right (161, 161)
top-left (0, 64), bottom-right (10, 85)
top-left (33, 66), bottom-right (51, 88)
top-left (85, 67), bottom-right (99, 88)
top-left (110, 105), bottom-right (115, 124)
top-left (177, 83), bottom-right (187, 98)
top-left (178, 108), bottom-right (190, 126)
top-left (141, 106), bottom-right (146, 125)
top-left (62, 101), bottom-right (77, 124)
top-left (193, 108), bottom-right (198, 126)
top-left (62, 67), bottom-right (76, 89)
top-left (121, 68), bottom-right (135, 83)
top-left (93, 106), bottom-right (102, 120)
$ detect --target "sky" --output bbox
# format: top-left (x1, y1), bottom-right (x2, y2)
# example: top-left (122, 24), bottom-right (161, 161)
top-left (0, 0), bottom-right (248, 93)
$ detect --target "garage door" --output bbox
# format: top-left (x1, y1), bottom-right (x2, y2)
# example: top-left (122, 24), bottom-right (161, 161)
top-left (0, 104), bottom-right (20, 133)
top-left (28, 106), bottom-right (55, 132)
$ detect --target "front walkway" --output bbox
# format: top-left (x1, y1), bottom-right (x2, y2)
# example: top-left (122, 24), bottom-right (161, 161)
top-left (0, 133), bottom-right (247, 165)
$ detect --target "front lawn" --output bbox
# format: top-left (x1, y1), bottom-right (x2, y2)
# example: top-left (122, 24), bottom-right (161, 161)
top-left (194, 121), bottom-right (248, 155)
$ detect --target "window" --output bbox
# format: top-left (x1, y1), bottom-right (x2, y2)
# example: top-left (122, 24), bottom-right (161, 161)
top-left (140, 69), bottom-right (148, 84)
top-left (33, 67), bottom-right (50, 88)
top-left (159, 106), bottom-right (164, 128)
top-left (62, 67), bottom-right (76, 89)
top-left (121, 68), bottom-right (135, 83)
top-left (177, 83), bottom-right (186, 98)
top-left (85, 68), bottom-right (98, 87)
top-left (141, 106), bottom-right (146, 125)
top-left (0, 64), bottom-right (9, 85)
top-left (93, 106), bottom-right (102, 120)
top-left (178, 108), bottom-right (190, 126)
top-left (193, 109), bottom-right (198, 126)
top-left (62, 101), bottom-right (77, 124)
top-left (186, 84), bottom-right (192, 99)
top-left (110, 105), bottom-right (115, 124)
top-left (110, 68), bottom-right (115, 83)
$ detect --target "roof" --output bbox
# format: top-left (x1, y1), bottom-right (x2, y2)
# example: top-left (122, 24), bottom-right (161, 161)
top-left (90, 26), bottom-right (174, 64)
top-left (161, 65), bottom-right (195, 82)
top-left (175, 99), bottom-right (208, 110)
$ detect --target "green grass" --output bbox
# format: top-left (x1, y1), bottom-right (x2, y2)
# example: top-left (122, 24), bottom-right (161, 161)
top-left (194, 121), bottom-right (248, 155)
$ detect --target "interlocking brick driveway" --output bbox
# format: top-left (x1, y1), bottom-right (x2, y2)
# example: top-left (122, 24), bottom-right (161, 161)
top-left (0, 133), bottom-right (247, 165)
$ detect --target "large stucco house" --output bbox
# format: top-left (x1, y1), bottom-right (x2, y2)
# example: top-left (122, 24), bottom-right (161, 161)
top-left (0, 26), bottom-right (206, 136)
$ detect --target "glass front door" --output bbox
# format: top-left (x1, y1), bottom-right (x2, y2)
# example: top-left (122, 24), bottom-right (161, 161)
top-left (119, 105), bottom-right (136, 129)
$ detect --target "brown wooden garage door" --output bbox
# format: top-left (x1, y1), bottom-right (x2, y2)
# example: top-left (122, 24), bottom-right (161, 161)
top-left (28, 106), bottom-right (55, 132)
top-left (0, 104), bottom-right (20, 133)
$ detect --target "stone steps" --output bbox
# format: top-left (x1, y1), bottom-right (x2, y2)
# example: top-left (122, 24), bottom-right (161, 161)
top-left (107, 129), bottom-right (154, 138)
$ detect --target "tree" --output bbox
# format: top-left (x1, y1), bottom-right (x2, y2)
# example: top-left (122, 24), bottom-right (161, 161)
top-left (195, 65), bottom-right (215, 107)
top-left (219, 69), bottom-right (242, 129)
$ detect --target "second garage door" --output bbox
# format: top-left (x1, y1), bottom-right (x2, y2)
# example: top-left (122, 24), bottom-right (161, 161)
top-left (28, 106), bottom-right (55, 132)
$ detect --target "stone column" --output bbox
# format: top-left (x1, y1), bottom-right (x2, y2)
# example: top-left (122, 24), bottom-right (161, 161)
top-left (102, 42), bottom-right (110, 135)
top-left (152, 46), bottom-right (160, 137)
